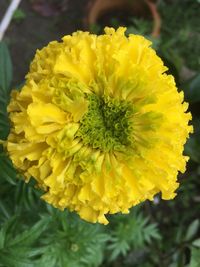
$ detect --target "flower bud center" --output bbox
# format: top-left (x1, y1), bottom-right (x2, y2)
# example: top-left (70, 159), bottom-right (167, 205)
top-left (77, 94), bottom-right (133, 152)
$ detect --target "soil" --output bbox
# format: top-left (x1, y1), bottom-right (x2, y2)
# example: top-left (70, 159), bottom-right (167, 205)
top-left (0, 0), bottom-right (88, 86)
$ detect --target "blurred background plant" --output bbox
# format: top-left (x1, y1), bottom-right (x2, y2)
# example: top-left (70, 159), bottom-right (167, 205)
top-left (0, 0), bottom-right (200, 266)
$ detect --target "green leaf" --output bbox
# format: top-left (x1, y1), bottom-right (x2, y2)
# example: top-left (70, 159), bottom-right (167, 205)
top-left (182, 74), bottom-right (200, 104)
top-left (0, 216), bottom-right (18, 249)
top-left (143, 223), bottom-right (161, 243)
top-left (108, 211), bottom-right (160, 261)
top-left (185, 219), bottom-right (199, 241)
top-left (0, 201), bottom-right (11, 220)
top-left (0, 42), bottom-right (12, 140)
top-left (12, 8), bottom-right (26, 21)
top-left (0, 252), bottom-right (35, 267)
top-left (0, 42), bottom-right (13, 95)
top-left (189, 247), bottom-right (200, 267)
top-left (0, 216), bottom-right (50, 267)
top-left (9, 217), bottom-right (50, 246)
top-left (37, 212), bottom-right (107, 267)
top-left (108, 238), bottom-right (130, 261)
top-left (0, 124), bottom-right (8, 138)
top-left (192, 238), bottom-right (200, 248)
top-left (0, 152), bottom-right (17, 185)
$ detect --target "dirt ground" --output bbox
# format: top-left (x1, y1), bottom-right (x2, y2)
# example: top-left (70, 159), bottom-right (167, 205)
top-left (0, 0), bottom-right (88, 86)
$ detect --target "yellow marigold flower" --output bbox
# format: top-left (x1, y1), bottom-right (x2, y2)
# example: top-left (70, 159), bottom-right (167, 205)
top-left (6, 27), bottom-right (192, 224)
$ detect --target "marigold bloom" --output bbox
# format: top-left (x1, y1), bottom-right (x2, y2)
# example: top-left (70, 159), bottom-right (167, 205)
top-left (6, 27), bottom-right (192, 224)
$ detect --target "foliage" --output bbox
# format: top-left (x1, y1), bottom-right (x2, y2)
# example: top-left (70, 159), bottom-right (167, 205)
top-left (0, 216), bottom-right (50, 267)
top-left (0, 42), bottom-right (12, 140)
top-left (189, 248), bottom-right (200, 267)
top-left (107, 211), bottom-right (161, 261)
top-left (37, 209), bottom-right (108, 267)
top-left (159, 0), bottom-right (200, 72)
top-left (12, 8), bottom-right (26, 21)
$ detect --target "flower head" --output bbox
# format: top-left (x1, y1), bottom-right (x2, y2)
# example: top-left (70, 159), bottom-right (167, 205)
top-left (6, 27), bottom-right (192, 224)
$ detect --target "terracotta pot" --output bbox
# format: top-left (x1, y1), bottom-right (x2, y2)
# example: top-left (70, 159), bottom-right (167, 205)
top-left (84, 0), bottom-right (161, 37)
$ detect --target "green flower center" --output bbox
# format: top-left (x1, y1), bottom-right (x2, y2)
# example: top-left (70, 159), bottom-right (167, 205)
top-left (77, 94), bottom-right (134, 152)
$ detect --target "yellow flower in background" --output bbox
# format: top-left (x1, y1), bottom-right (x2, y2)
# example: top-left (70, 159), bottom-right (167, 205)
top-left (6, 27), bottom-right (192, 224)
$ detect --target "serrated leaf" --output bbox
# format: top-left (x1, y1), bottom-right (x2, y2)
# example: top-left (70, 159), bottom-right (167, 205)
top-left (144, 223), bottom-right (161, 243)
top-left (0, 216), bottom-right (18, 248)
top-left (0, 216), bottom-right (50, 267)
top-left (36, 212), bottom-right (107, 267)
top-left (9, 217), bottom-right (50, 246)
top-left (109, 240), bottom-right (130, 261)
top-left (108, 211), bottom-right (161, 262)
top-left (185, 220), bottom-right (199, 241)
top-left (13, 178), bottom-right (42, 210)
